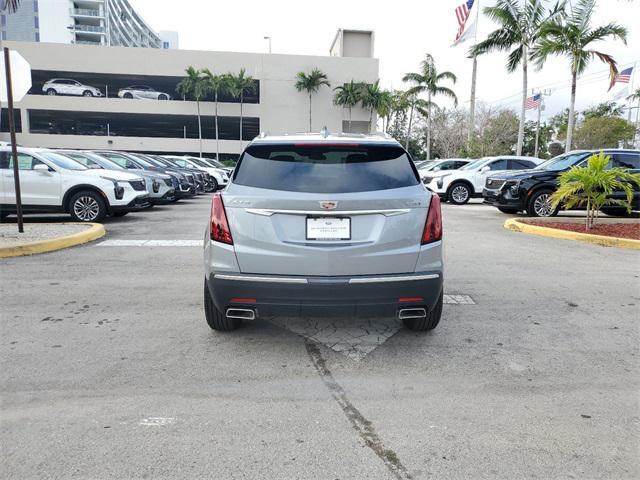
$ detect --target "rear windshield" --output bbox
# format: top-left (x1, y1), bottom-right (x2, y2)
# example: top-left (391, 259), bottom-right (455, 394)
top-left (233, 143), bottom-right (419, 193)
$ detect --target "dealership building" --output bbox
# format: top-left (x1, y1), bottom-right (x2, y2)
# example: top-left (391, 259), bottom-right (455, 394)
top-left (0, 29), bottom-right (379, 159)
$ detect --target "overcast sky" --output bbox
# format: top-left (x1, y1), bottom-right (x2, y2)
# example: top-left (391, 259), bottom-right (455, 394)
top-left (130, 0), bottom-right (640, 121)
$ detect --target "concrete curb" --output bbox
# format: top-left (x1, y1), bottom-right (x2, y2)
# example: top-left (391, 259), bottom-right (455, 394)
top-left (0, 223), bottom-right (105, 258)
top-left (504, 218), bottom-right (640, 250)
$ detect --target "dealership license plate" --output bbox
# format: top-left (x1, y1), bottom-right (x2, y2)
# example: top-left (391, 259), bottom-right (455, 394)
top-left (306, 217), bottom-right (351, 240)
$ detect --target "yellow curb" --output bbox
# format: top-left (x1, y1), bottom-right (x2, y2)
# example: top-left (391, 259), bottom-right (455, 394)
top-left (0, 223), bottom-right (105, 258)
top-left (504, 218), bottom-right (640, 250)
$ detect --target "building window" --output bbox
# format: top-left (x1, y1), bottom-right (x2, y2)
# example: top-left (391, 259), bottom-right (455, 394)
top-left (28, 110), bottom-right (260, 141)
top-left (33, 0), bottom-right (38, 12)
top-left (1, 109), bottom-right (22, 133)
top-left (163, 41), bottom-right (169, 49)
top-left (1, 31), bottom-right (6, 41)
top-left (1, 14), bottom-right (6, 26)
top-left (34, 16), bottom-right (39, 28)
top-left (35, 32), bottom-right (40, 41)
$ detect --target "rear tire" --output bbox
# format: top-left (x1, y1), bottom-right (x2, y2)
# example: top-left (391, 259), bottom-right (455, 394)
top-left (68, 190), bottom-right (107, 222)
top-left (158, 94), bottom-right (169, 100)
top-left (83, 90), bottom-right (93, 97)
top-left (123, 92), bottom-right (133, 99)
top-left (204, 278), bottom-right (241, 331)
top-left (526, 189), bottom-right (557, 217)
top-left (448, 182), bottom-right (472, 205)
top-left (402, 291), bottom-right (443, 332)
top-left (497, 207), bottom-right (519, 214)
top-left (46, 88), bottom-right (57, 96)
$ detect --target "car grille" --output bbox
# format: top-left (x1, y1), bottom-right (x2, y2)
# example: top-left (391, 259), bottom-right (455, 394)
top-left (163, 178), bottom-right (173, 187)
top-left (485, 179), bottom-right (505, 189)
top-left (129, 180), bottom-right (146, 191)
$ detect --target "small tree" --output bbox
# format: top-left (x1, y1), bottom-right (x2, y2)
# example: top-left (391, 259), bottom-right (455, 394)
top-left (295, 69), bottom-right (330, 132)
top-left (201, 69), bottom-right (230, 161)
top-left (573, 117), bottom-right (635, 149)
top-left (333, 81), bottom-right (362, 132)
top-left (226, 69), bottom-right (256, 149)
top-left (176, 67), bottom-right (207, 157)
top-left (360, 80), bottom-right (385, 133)
top-left (551, 152), bottom-right (640, 229)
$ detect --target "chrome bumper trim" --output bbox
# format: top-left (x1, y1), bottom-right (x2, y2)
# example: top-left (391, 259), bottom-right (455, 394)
top-left (214, 274), bottom-right (308, 284)
top-left (245, 208), bottom-right (411, 217)
top-left (214, 273), bottom-right (439, 285)
top-left (348, 273), bottom-right (440, 284)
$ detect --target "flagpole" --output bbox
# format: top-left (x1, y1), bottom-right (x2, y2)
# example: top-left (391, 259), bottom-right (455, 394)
top-left (467, 0), bottom-right (481, 147)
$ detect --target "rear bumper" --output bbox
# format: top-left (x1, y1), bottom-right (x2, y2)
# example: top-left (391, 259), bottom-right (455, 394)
top-left (206, 271), bottom-right (443, 318)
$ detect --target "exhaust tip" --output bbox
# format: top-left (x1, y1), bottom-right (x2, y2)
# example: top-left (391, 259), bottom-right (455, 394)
top-left (398, 308), bottom-right (427, 320)
top-left (226, 308), bottom-right (256, 321)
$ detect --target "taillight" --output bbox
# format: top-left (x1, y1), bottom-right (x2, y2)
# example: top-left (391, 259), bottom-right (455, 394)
top-left (421, 194), bottom-right (442, 245)
top-left (210, 193), bottom-right (233, 244)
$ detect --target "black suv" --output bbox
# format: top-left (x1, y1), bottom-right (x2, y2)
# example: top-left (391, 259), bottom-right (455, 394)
top-left (483, 149), bottom-right (640, 217)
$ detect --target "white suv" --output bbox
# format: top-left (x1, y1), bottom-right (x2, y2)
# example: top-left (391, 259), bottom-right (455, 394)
top-left (42, 79), bottom-right (103, 97)
top-left (164, 156), bottom-right (229, 190)
top-left (423, 156), bottom-right (541, 204)
top-left (0, 148), bottom-right (149, 222)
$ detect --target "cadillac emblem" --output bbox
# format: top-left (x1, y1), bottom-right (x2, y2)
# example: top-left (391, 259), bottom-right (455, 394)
top-left (320, 201), bottom-right (338, 210)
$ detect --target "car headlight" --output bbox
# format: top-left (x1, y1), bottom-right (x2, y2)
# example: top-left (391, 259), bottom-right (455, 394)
top-left (504, 180), bottom-right (521, 196)
top-left (101, 176), bottom-right (125, 199)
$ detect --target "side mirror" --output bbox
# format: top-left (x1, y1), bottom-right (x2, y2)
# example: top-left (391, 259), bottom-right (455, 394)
top-left (433, 166), bottom-right (441, 172)
top-left (480, 166), bottom-right (490, 173)
top-left (34, 164), bottom-right (52, 174)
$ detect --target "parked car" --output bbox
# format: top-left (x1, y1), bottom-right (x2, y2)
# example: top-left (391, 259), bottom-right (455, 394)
top-left (118, 85), bottom-right (171, 100)
top-left (141, 155), bottom-right (198, 196)
top-left (125, 153), bottom-right (201, 197)
top-left (423, 155), bottom-right (542, 205)
top-left (0, 147), bottom-right (149, 222)
top-left (483, 149), bottom-right (640, 216)
top-left (160, 157), bottom-right (209, 193)
top-left (418, 159), bottom-right (470, 182)
top-left (203, 134), bottom-right (444, 332)
top-left (163, 156), bottom-right (228, 191)
top-left (89, 151), bottom-right (177, 204)
top-left (198, 157), bottom-right (234, 175)
top-left (42, 78), bottom-right (103, 97)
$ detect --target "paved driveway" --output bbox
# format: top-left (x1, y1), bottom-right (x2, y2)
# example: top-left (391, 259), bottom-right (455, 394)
top-left (1, 198), bottom-right (638, 479)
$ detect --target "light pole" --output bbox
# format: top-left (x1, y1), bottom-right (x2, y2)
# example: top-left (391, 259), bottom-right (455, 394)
top-left (263, 36), bottom-right (272, 54)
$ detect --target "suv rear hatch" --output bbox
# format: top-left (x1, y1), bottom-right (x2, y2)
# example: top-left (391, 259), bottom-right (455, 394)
top-left (224, 142), bottom-right (431, 276)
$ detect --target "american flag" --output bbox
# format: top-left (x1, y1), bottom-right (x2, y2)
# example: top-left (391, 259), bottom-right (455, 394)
top-left (525, 94), bottom-right (542, 110)
top-left (612, 67), bottom-right (633, 85)
top-left (454, 0), bottom-right (475, 44)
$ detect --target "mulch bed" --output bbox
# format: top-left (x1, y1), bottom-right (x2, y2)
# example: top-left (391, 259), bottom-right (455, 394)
top-left (528, 222), bottom-right (640, 240)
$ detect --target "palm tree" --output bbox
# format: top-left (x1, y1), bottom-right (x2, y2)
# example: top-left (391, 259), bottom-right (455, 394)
top-left (226, 68), bottom-right (257, 149)
top-left (551, 152), bottom-right (640, 229)
top-left (403, 92), bottom-right (431, 152)
top-left (333, 80), bottom-right (362, 133)
top-left (1, 0), bottom-right (19, 13)
top-left (176, 66), bottom-right (207, 158)
top-left (201, 69), bottom-right (229, 161)
top-left (360, 80), bottom-right (386, 133)
top-left (294, 69), bottom-right (330, 131)
top-left (375, 90), bottom-right (394, 133)
top-left (403, 54), bottom-right (457, 160)
top-left (534, 0), bottom-right (627, 152)
top-left (472, 0), bottom-right (562, 156)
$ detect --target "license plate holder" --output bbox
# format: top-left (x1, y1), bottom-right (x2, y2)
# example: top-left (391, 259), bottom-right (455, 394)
top-left (306, 216), bottom-right (351, 240)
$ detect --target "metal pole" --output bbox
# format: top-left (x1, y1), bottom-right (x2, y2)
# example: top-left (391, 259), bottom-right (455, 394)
top-left (3, 48), bottom-right (24, 233)
top-left (534, 102), bottom-right (541, 158)
top-left (107, 123), bottom-right (110, 136)
top-left (467, 0), bottom-right (481, 147)
top-left (184, 125), bottom-right (186, 139)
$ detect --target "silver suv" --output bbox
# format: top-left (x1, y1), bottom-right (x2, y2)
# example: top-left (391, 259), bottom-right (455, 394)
top-left (203, 134), bottom-right (444, 331)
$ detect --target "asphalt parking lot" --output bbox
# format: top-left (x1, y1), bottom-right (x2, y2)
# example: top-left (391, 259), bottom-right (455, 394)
top-left (1, 198), bottom-right (638, 480)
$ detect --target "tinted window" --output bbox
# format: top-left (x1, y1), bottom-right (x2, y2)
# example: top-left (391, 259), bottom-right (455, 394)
top-left (510, 160), bottom-right (533, 169)
top-left (613, 153), bottom-right (640, 170)
top-left (0, 152), bottom-right (45, 170)
top-left (234, 144), bottom-right (419, 193)
top-left (489, 159), bottom-right (508, 170)
top-left (99, 153), bottom-right (136, 169)
top-left (62, 153), bottom-right (103, 169)
top-left (39, 151), bottom-right (86, 170)
top-left (535, 152), bottom-right (587, 171)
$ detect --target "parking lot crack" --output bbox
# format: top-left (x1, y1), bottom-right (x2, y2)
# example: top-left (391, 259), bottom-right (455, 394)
top-left (305, 340), bottom-right (413, 480)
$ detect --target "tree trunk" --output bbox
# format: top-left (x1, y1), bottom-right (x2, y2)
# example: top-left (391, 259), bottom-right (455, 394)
top-left (215, 91), bottom-right (220, 161)
top-left (517, 52), bottom-right (527, 156)
top-left (348, 106), bottom-right (352, 133)
top-left (405, 104), bottom-right (415, 151)
top-left (468, 55), bottom-right (478, 146)
top-left (239, 92), bottom-right (244, 150)
top-left (309, 93), bottom-right (313, 131)
top-left (427, 93), bottom-right (432, 161)
top-left (566, 67), bottom-right (578, 153)
top-left (369, 109), bottom-right (374, 133)
top-left (197, 99), bottom-right (202, 158)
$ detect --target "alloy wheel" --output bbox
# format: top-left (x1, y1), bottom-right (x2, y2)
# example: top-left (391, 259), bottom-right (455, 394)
top-left (533, 193), bottom-right (554, 217)
top-left (451, 185), bottom-right (469, 203)
top-left (73, 196), bottom-right (100, 221)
